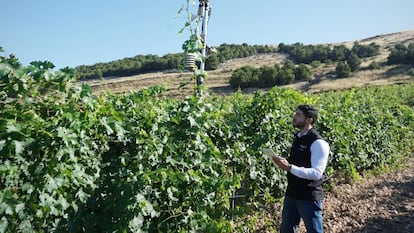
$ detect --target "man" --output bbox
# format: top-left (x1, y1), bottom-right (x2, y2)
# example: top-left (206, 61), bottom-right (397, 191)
top-left (273, 105), bottom-right (330, 233)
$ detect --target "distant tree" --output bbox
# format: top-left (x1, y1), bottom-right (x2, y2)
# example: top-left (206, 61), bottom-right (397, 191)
top-left (283, 60), bottom-right (296, 71)
top-left (409, 43), bottom-right (414, 64)
top-left (352, 42), bottom-right (380, 58)
top-left (257, 66), bottom-right (278, 87)
top-left (311, 45), bottom-right (329, 62)
top-left (276, 60), bottom-right (295, 84)
top-left (94, 69), bottom-right (103, 79)
top-left (277, 69), bottom-right (294, 85)
top-left (256, 44), bottom-right (277, 53)
top-left (347, 53), bottom-right (361, 72)
top-left (368, 61), bottom-right (380, 70)
top-left (165, 54), bottom-right (182, 68)
top-left (387, 43), bottom-right (407, 64)
top-left (388, 43), bottom-right (414, 65)
top-left (278, 43), bottom-right (336, 64)
top-left (336, 62), bottom-right (351, 78)
top-left (74, 42), bottom-right (278, 80)
top-left (310, 60), bottom-right (321, 68)
top-left (295, 64), bottom-right (312, 81)
top-left (229, 66), bottom-right (257, 88)
top-left (206, 54), bottom-right (219, 70)
top-left (329, 45), bottom-right (350, 61)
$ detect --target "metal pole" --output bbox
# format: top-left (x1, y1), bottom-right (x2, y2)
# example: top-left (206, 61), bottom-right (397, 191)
top-left (197, 0), bottom-right (211, 97)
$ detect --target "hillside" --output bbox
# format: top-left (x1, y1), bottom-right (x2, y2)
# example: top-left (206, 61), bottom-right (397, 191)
top-left (82, 30), bottom-right (414, 98)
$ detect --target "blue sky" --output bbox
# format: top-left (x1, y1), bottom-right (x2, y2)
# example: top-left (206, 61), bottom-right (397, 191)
top-left (1, 0), bottom-right (414, 69)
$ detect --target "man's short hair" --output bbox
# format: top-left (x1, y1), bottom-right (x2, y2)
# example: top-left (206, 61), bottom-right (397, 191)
top-left (297, 105), bottom-right (319, 125)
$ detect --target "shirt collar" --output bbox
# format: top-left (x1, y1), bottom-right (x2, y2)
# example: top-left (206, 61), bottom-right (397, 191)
top-left (297, 128), bottom-right (313, 138)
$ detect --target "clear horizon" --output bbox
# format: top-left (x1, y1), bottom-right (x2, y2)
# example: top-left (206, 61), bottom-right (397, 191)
top-left (1, 0), bottom-right (414, 69)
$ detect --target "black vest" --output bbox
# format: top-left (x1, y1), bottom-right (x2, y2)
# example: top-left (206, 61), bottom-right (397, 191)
top-left (286, 128), bottom-right (325, 200)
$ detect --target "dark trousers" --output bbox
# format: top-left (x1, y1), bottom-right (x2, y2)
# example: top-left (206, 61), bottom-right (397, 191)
top-left (280, 195), bottom-right (323, 233)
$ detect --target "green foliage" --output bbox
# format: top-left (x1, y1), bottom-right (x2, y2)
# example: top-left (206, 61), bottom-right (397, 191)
top-left (0, 57), bottom-right (239, 232)
top-left (206, 54), bottom-right (219, 70)
top-left (75, 53), bottom-right (184, 80)
top-left (1, 52), bottom-right (413, 232)
top-left (387, 42), bottom-right (414, 65)
top-left (295, 64), bottom-right (312, 81)
top-left (229, 61), bottom-right (313, 89)
top-left (347, 53), bottom-right (361, 72)
top-left (279, 61), bottom-right (298, 84)
top-left (278, 43), bottom-right (331, 63)
top-left (278, 42), bottom-right (380, 64)
top-left (318, 86), bottom-right (414, 175)
top-left (310, 60), bottom-right (321, 68)
top-left (229, 66), bottom-right (258, 88)
top-left (329, 45), bottom-right (350, 61)
top-left (335, 62), bottom-right (351, 78)
top-left (215, 44), bottom-right (277, 64)
top-left (352, 42), bottom-right (380, 58)
top-left (74, 43), bottom-right (278, 80)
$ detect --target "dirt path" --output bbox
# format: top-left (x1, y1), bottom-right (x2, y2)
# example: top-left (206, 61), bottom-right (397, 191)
top-left (293, 157), bottom-right (414, 233)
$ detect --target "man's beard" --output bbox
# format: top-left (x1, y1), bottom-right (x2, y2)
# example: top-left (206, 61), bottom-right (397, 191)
top-left (293, 120), bottom-right (306, 129)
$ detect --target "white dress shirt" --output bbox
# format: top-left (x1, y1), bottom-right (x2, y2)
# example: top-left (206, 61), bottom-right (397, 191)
top-left (290, 134), bottom-right (330, 181)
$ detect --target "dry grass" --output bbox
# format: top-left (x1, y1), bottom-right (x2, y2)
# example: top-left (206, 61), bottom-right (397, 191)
top-left (82, 30), bottom-right (414, 99)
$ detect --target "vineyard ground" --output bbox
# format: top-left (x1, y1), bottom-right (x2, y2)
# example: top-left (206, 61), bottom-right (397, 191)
top-left (321, 156), bottom-right (414, 233)
top-left (262, 156), bottom-right (414, 233)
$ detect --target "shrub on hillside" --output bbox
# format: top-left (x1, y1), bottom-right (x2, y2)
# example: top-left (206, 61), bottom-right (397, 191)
top-left (352, 42), bottom-right (380, 58)
top-left (256, 65), bottom-right (279, 87)
top-left (336, 62), bottom-right (351, 78)
top-left (387, 43), bottom-right (414, 65)
top-left (295, 64), bottom-right (312, 81)
top-left (229, 65), bottom-right (258, 88)
top-left (368, 61), bottom-right (381, 70)
top-left (229, 61), bottom-right (313, 89)
top-left (347, 53), bottom-right (361, 72)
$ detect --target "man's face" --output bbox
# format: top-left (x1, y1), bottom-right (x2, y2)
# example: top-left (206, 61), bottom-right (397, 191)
top-left (293, 110), bottom-right (307, 128)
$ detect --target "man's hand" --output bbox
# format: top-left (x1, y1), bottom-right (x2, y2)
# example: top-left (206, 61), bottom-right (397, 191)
top-left (272, 156), bottom-right (292, 172)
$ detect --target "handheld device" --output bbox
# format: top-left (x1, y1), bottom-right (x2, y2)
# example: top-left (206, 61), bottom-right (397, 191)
top-left (262, 148), bottom-right (281, 166)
